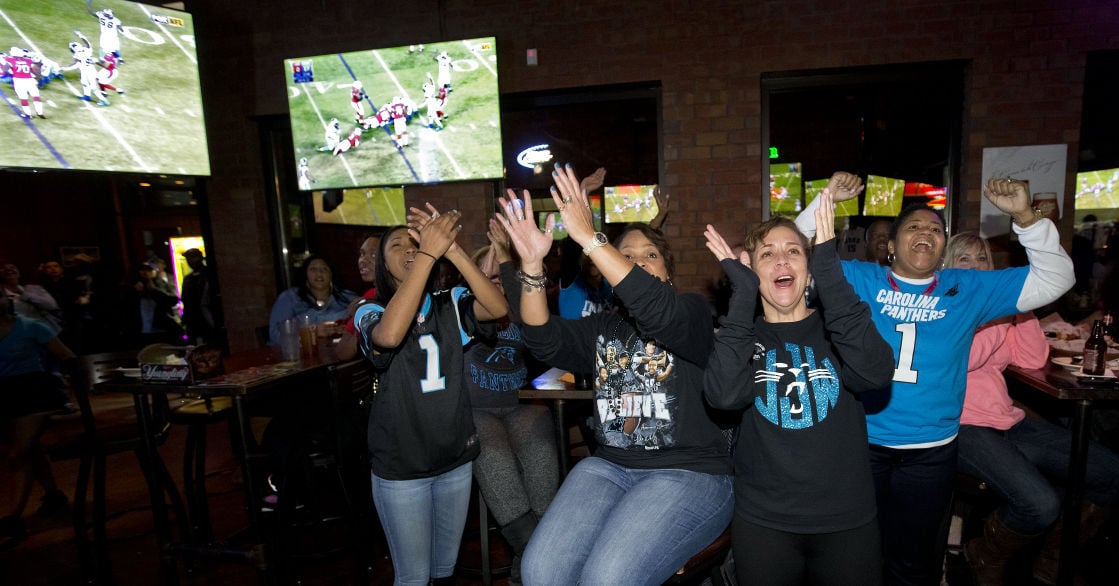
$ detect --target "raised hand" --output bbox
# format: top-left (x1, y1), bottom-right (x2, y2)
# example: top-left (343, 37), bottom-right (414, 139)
top-left (814, 188), bottom-right (836, 243)
top-left (983, 177), bottom-right (1033, 218)
top-left (826, 172), bottom-right (865, 202)
top-left (580, 166), bottom-right (607, 194)
top-left (551, 163), bottom-right (596, 246)
top-left (408, 202), bottom-right (460, 253)
top-left (412, 209), bottom-right (461, 259)
top-left (704, 224), bottom-right (748, 266)
top-left (496, 189), bottom-right (552, 269)
top-left (487, 217), bottom-right (513, 263)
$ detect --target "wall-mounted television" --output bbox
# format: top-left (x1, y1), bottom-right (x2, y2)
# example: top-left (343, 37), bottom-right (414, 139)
top-left (0, 0), bottom-right (210, 175)
top-left (285, 37), bottom-right (503, 191)
top-left (312, 186), bottom-right (406, 226)
top-left (769, 162), bottom-right (803, 216)
top-left (805, 177), bottom-right (858, 217)
top-left (604, 184), bottom-right (658, 224)
top-left (1074, 167), bottom-right (1119, 210)
top-left (864, 174), bottom-right (905, 216)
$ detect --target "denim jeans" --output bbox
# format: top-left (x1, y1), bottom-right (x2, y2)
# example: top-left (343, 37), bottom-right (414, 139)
top-left (370, 462), bottom-right (473, 586)
top-left (958, 417), bottom-right (1119, 534)
top-left (520, 456), bottom-right (733, 586)
top-left (870, 441), bottom-right (957, 586)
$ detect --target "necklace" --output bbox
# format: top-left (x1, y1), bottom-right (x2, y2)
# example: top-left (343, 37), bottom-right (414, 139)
top-left (886, 269), bottom-right (938, 295)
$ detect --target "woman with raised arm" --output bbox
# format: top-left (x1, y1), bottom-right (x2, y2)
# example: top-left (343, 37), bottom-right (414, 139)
top-left (795, 175), bottom-right (1075, 585)
top-left (351, 210), bottom-right (508, 586)
top-left (704, 189), bottom-right (894, 585)
top-left (496, 164), bottom-right (733, 586)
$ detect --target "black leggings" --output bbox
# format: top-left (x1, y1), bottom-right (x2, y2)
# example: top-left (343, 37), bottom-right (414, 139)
top-left (733, 516), bottom-right (882, 586)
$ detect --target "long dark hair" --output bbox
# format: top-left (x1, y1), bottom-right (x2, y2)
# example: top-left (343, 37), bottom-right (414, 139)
top-left (295, 254), bottom-right (348, 307)
top-left (372, 226), bottom-right (438, 306)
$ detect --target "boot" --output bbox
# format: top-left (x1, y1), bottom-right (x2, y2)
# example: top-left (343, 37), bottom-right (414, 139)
top-left (964, 512), bottom-right (1038, 585)
top-left (1033, 503), bottom-right (1109, 585)
top-left (500, 511), bottom-right (538, 585)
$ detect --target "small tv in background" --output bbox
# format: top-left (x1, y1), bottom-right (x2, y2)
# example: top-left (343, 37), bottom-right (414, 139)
top-left (0, 0), bottom-right (210, 175)
top-left (537, 194), bottom-right (602, 240)
top-left (285, 37), bottom-right (503, 191)
top-left (1074, 167), bottom-right (1119, 210)
top-left (769, 163), bottom-right (804, 216)
top-left (313, 186), bottom-right (406, 226)
top-left (864, 175), bottom-right (905, 216)
top-left (604, 184), bottom-right (658, 224)
top-left (805, 177), bottom-right (858, 217)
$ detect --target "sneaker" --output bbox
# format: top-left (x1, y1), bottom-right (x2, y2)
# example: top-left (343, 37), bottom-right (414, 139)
top-left (259, 474), bottom-right (303, 513)
top-left (37, 490), bottom-right (69, 518)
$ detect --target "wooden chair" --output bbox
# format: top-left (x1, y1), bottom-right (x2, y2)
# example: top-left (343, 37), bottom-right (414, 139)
top-left (45, 351), bottom-right (190, 585)
top-left (167, 395), bottom-right (235, 544)
top-left (663, 527), bottom-right (734, 585)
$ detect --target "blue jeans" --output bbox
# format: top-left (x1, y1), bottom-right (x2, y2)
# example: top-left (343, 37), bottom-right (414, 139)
top-left (870, 441), bottom-right (957, 586)
top-left (370, 462), bottom-right (473, 586)
top-left (958, 417), bottom-right (1119, 534)
top-left (520, 456), bottom-right (733, 586)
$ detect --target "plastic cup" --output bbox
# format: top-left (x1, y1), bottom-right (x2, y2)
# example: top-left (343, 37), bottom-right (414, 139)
top-left (279, 319), bottom-right (301, 361)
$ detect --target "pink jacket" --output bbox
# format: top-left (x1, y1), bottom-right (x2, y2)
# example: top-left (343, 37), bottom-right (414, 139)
top-left (960, 313), bottom-right (1050, 430)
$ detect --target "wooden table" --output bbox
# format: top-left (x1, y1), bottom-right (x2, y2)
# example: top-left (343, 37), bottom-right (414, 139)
top-left (96, 345), bottom-right (352, 586)
top-left (1004, 363), bottom-right (1119, 586)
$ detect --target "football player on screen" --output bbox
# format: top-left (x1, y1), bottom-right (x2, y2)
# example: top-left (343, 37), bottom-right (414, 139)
top-left (88, 5), bottom-right (125, 61)
top-left (61, 32), bottom-right (110, 106)
top-left (434, 50), bottom-right (453, 93)
top-left (388, 96), bottom-right (414, 147)
top-left (332, 127), bottom-right (362, 156)
top-left (97, 52), bottom-right (124, 95)
top-left (297, 157), bottom-right (315, 190)
top-left (421, 72), bottom-right (445, 130)
top-left (351, 80), bottom-right (368, 123)
top-left (318, 117), bottom-right (342, 152)
top-left (3, 47), bottom-right (47, 119)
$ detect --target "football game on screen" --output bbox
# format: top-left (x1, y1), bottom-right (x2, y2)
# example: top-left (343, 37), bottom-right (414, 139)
top-left (285, 37), bottom-right (503, 191)
top-left (0, 0), bottom-right (210, 175)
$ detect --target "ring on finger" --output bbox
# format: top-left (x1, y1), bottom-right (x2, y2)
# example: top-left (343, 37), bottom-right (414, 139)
top-left (564, 196), bottom-right (573, 203)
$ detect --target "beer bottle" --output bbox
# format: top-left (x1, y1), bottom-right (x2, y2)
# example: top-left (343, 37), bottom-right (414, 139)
top-left (1082, 319), bottom-right (1108, 376)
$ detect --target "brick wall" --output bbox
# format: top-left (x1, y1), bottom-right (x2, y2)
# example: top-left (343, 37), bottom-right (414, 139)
top-left (188, 0), bottom-right (1119, 351)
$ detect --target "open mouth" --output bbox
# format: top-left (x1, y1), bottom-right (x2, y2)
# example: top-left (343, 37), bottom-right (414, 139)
top-left (774, 275), bottom-right (795, 288)
top-left (911, 237), bottom-right (935, 252)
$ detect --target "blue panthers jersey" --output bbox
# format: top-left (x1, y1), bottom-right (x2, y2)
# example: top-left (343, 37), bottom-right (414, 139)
top-left (841, 261), bottom-right (1028, 446)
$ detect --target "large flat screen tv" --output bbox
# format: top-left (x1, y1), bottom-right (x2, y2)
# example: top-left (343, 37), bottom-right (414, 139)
top-left (285, 37), bottom-right (503, 191)
top-left (0, 0), bottom-right (210, 175)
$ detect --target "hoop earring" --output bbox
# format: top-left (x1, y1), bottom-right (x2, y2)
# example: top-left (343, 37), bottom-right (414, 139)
top-left (887, 253), bottom-right (896, 264)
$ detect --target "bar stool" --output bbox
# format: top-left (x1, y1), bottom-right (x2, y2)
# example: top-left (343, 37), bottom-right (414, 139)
top-left (167, 395), bottom-right (236, 543)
